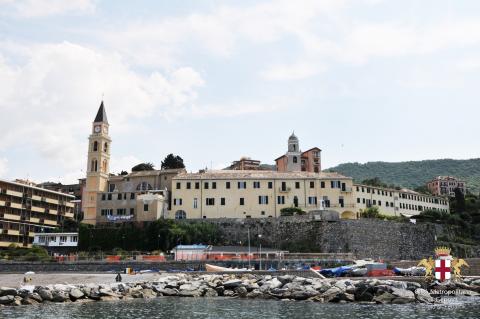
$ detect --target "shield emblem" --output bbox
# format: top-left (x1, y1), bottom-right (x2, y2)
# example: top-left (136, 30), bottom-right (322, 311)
top-left (435, 259), bottom-right (451, 281)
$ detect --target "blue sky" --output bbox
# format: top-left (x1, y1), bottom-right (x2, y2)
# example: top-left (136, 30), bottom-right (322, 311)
top-left (0, 0), bottom-right (479, 183)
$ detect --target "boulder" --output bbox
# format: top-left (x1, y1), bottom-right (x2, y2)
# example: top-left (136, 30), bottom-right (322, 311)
top-left (0, 295), bottom-right (14, 305)
top-left (223, 290), bottom-right (236, 297)
top-left (223, 279), bottom-right (243, 289)
top-left (38, 288), bottom-right (53, 301)
top-left (373, 292), bottom-right (395, 304)
top-left (69, 288), bottom-right (84, 301)
top-left (203, 288), bottom-right (218, 297)
top-left (178, 289), bottom-right (201, 297)
top-left (391, 288), bottom-right (415, 304)
top-left (277, 275), bottom-right (294, 285)
top-left (21, 297), bottom-right (40, 305)
top-left (321, 287), bottom-right (342, 302)
top-left (157, 288), bottom-right (178, 296)
top-left (268, 278), bottom-right (283, 290)
top-left (142, 289), bottom-right (156, 299)
top-left (0, 287), bottom-right (17, 297)
top-left (414, 288), bottom-right (434, 304)
top-left (246, 289), bottom-right (263, 299)
top-left (12, 296), bottom-right (22, 306)
top-left (130, 291), bottom-right (144, 299)
top-left (30, 293), bottom-right (43, 303)
top-left (235, 286), bottom-right (248, 297)
top-left (215, 286), bottom-right (225, 296)
top-left (52, 290), bottom-right (69, 302)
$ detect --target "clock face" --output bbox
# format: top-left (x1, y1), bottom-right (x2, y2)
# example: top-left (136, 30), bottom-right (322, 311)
top-left (94, 126), bottom-right (101, 133)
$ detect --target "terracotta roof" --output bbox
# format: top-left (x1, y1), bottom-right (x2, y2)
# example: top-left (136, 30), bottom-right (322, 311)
top-left (173, 170), bottom-right (350, 180)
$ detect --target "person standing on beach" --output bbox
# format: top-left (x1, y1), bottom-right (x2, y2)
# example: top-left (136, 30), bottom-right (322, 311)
top-left (115, 273), bottom-right (122, 282)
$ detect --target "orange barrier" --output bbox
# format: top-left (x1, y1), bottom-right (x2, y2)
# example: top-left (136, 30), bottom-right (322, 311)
top-left (106, 255), bottom-right (121, 262)
top-left (142, 255), bottom-right (166, 262)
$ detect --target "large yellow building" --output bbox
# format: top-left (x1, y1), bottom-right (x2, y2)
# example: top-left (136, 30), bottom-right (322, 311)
top-left (0, 179), bottom-right (75, 248)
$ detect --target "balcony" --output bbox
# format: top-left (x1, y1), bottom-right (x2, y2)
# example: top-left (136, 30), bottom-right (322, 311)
top-left (65, 202), bottom-right (75, 208)
top-left (30, 217), bottom-right (40, 223)
top-left (5, 229), bottom-right (20, 236)
top-left (45, 198), bottom-right (59, 205)
top-left (65, 212), bottom-right (74, 219)
top-left (3, 213), bottom-right (21, 221)
top-left (278, 187), bottom-right (291, 193)
top-left (340, 187), bottom-right (353, 193)
top-left (0, 200), bottom-right (5, 206)
top-left (32, 195), bottom-right (42, 201)
top-left (31, 206), bottom-right (45, 213)
top-left (44, 219), bottom-right (58, 226)
top-left (6, 189), bottom-right (23, 197)
top-left (48, 209), bottom-right (58, 215)
top-left (10, 202), bottom-right (22, 209)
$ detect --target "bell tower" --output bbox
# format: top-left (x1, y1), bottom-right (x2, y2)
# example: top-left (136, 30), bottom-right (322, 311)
top-left (286, 132), bottom-right (301, 172)
top-left (83, 101), bottom-right (111, 225)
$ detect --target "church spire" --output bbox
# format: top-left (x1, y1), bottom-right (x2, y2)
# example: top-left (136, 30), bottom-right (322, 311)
top-left (94, 101), bottom-right (108, 123)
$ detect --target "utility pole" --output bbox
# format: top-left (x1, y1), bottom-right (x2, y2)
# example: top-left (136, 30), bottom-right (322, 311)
top-left (247, 228), bottom-right (251, 269)
top-left (258, 234), bottom-right (262, 270)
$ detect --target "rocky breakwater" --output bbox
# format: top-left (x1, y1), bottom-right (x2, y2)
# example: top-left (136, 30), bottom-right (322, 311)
top-left (0, 274), bottom-right (479, 307)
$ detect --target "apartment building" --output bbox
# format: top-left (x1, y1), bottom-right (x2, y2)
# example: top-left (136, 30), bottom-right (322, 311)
top-left (228, 157), bottom-right (261, 170)
top-left (0, 179), bottom-right (75, 248)
top-left (171, 170), bottom-right (356, 219)
top-left (354, 184), bottom-right (449, 216)
top-left (427, 176), bottom-right (466, 197)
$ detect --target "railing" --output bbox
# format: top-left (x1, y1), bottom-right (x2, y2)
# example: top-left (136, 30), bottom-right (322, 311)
top-left (278, 187), bottom-right (291, 193)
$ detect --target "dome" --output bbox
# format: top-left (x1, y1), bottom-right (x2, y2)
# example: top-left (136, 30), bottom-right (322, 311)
top-left (288, 132), bottom-right (298, 142)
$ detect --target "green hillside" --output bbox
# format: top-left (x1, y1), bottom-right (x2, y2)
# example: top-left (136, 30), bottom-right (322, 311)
top-left (326, 158), bottom-right (480, 193)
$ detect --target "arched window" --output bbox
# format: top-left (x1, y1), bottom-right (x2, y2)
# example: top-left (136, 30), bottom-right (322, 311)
top-left (93, 141), bottom-right (98, 152)
top-left (91, 159), bottom-right (98, 172)
top-left (136, 182), bottom-right (153, 191)
top-left (104, 142), bottom-right (108, 152)
top-left (175, 210), bottom-right (187, 220)
top-left (293, 156), bottom-right (297, 163)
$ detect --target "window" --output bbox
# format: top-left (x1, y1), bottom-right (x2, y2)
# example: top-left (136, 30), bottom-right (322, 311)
top-left (238, 181), bottom-right (247, 189)
top-left (339, 197), bottom-right (344, 208)
top-left (104, 142), bottom-right (108, 152)
top-left (136, 182), bottom-right (153, 191)
top-left (261, 211), bottom-right (265, 215)
top-left (295, 182), bottom-right (300, 189)
top-left (221, 198), bottom-right (225, 205)
top-left (310, 181), bottom-right (315, 189)
top-left (277, 196), bottom-right (285, 204)
top-left (258, 196), bottom-right (268, 205)
top-left (60, 236), bottom-right (67, 243)
top-left (174, 198), bottom-right (183, 206)
top-left (281, 182), bottom-right (287, 191)
top-left (362, 198), bottom-right (366, 204)
top-left (195, 182), bottom-right (200, 189)
top-left (101, 194), bottom-right (106, 201)
top-left (193, 198), bottom-right (198, 209)
top-left (93, 141), bottom-right (98, 151)
top-left (130, 193), bottom-right (135, 200)
top-left (308, 196), bottom-right (317, 205)
top-left (321, 181), bottom-right (325, 188)
top-left (206, 198), bottom-right (215, 206)
top-left (356, 186), bottom-right (359, 191)
top-left (143, 204), bottom-right (149, 212)
top-left (117, 193), bottom-right (122, 200)
top-left (71, 236), bottom-right (78, 243)
top-left (117, 208), bottom-right (126, 215)
top-left (386, 202), bottom-right (389, 207)
top-left (240, 198), bottom-right (245, 205)
top-left (130, 208), bottom-right (135, 215)
top-left (378, 201), bottom-right (382, 206)
top-left (357, 198), bottom-right (360, 203)
top-left (323, 196), bottom-right (330, 208)
top-left (293, 156), bottom-right (297, 163)
top-left (253, 181), bottom-right (260, 189)
top-left (204, 182), bottom-right (209, 189)
top-left (175, 210), bottom-right (187, 220)
top-left (176, 182), bottom-right (181, 189)
top-left (226, 182), bottom-right (231, 189)
top-left (268, 182), bottom-right (273, 189)
top-left (373, 200), bottom-right (377, 205)
top-left (107, 194), bottom-right (112, 200)
top-left (212, 182), bottom-right (217, 189)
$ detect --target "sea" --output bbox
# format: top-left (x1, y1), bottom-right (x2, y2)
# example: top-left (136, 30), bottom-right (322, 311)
top-left (1, 297), bottom-right (479, 319)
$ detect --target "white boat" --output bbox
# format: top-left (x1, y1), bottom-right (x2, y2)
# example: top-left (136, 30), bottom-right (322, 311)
top-left (205, 263), bottom-right (251, 272)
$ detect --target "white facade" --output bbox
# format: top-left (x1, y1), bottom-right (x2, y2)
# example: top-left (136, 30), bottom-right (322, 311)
top-left (33, 232), bottom-right (78, 247)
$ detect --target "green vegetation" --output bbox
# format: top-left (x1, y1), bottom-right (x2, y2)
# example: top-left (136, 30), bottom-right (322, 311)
top-left (280, 207), bottom-right (306, 216)
top-left (327, 158), bottom-right (480, 193)
top-left (0, 244), bottom-right (51, 261)
top-left (78, 220), bottom-right (221, 252)
top-left (161, 154), bottom-right (185, 170)
top-left (360, 207), bottom-right (408, 222)
top-left (131, 162), bottom-right (155, 172)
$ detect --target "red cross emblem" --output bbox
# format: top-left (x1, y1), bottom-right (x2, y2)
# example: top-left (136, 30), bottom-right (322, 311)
top-left (435, 259), bottom-right (451, 281)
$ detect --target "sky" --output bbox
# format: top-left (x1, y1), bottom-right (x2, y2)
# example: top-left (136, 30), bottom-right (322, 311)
top-left (0, 0), bottom-right (480, 184)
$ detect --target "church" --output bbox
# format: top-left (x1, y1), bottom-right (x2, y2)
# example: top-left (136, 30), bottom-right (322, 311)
top-left (82, 102), bottom-right (184, 225)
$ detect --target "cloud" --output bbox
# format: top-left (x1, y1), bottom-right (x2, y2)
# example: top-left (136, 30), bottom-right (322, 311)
top-left (0, 41), bottom-right (204, 182)
top-left (0, 0), bottom-right (95, 17)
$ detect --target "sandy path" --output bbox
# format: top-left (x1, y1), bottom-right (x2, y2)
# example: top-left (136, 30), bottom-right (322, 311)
top-left (0, 272), bottom-right (162, 288)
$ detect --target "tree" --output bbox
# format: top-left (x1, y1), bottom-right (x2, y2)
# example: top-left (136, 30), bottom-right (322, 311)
top-left (361, 177), bottom-right (388, 188)
top-left (360, 207), bottom-right (381, 218)
top-left (131, 163), bottom-right (155, 172)
top-left (453, 187), bottom-right (466, 213)
top-left (161, 154), bottom-right (185, 170)
top-left (119, 170), bottom-right (128, 176)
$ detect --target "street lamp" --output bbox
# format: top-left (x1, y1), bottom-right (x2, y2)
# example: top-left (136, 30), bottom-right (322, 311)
top-left (247, 228), bottom-right (251, 269)
top-left (258, 234), bottom-right (262, 271)
top-left (157, 234), bottom-right (161, 252)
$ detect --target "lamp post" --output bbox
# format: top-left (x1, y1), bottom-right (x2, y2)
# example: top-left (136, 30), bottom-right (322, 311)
top-left (157, 234), bottom-right (161, 252)
top-left (258, 234), bottom-right (262, 271)
top-left (247, 228), bottom-right (251, 269)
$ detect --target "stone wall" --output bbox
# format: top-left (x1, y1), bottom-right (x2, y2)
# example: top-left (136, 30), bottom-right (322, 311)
top-left (179, 217), bottom-right (479, 260)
